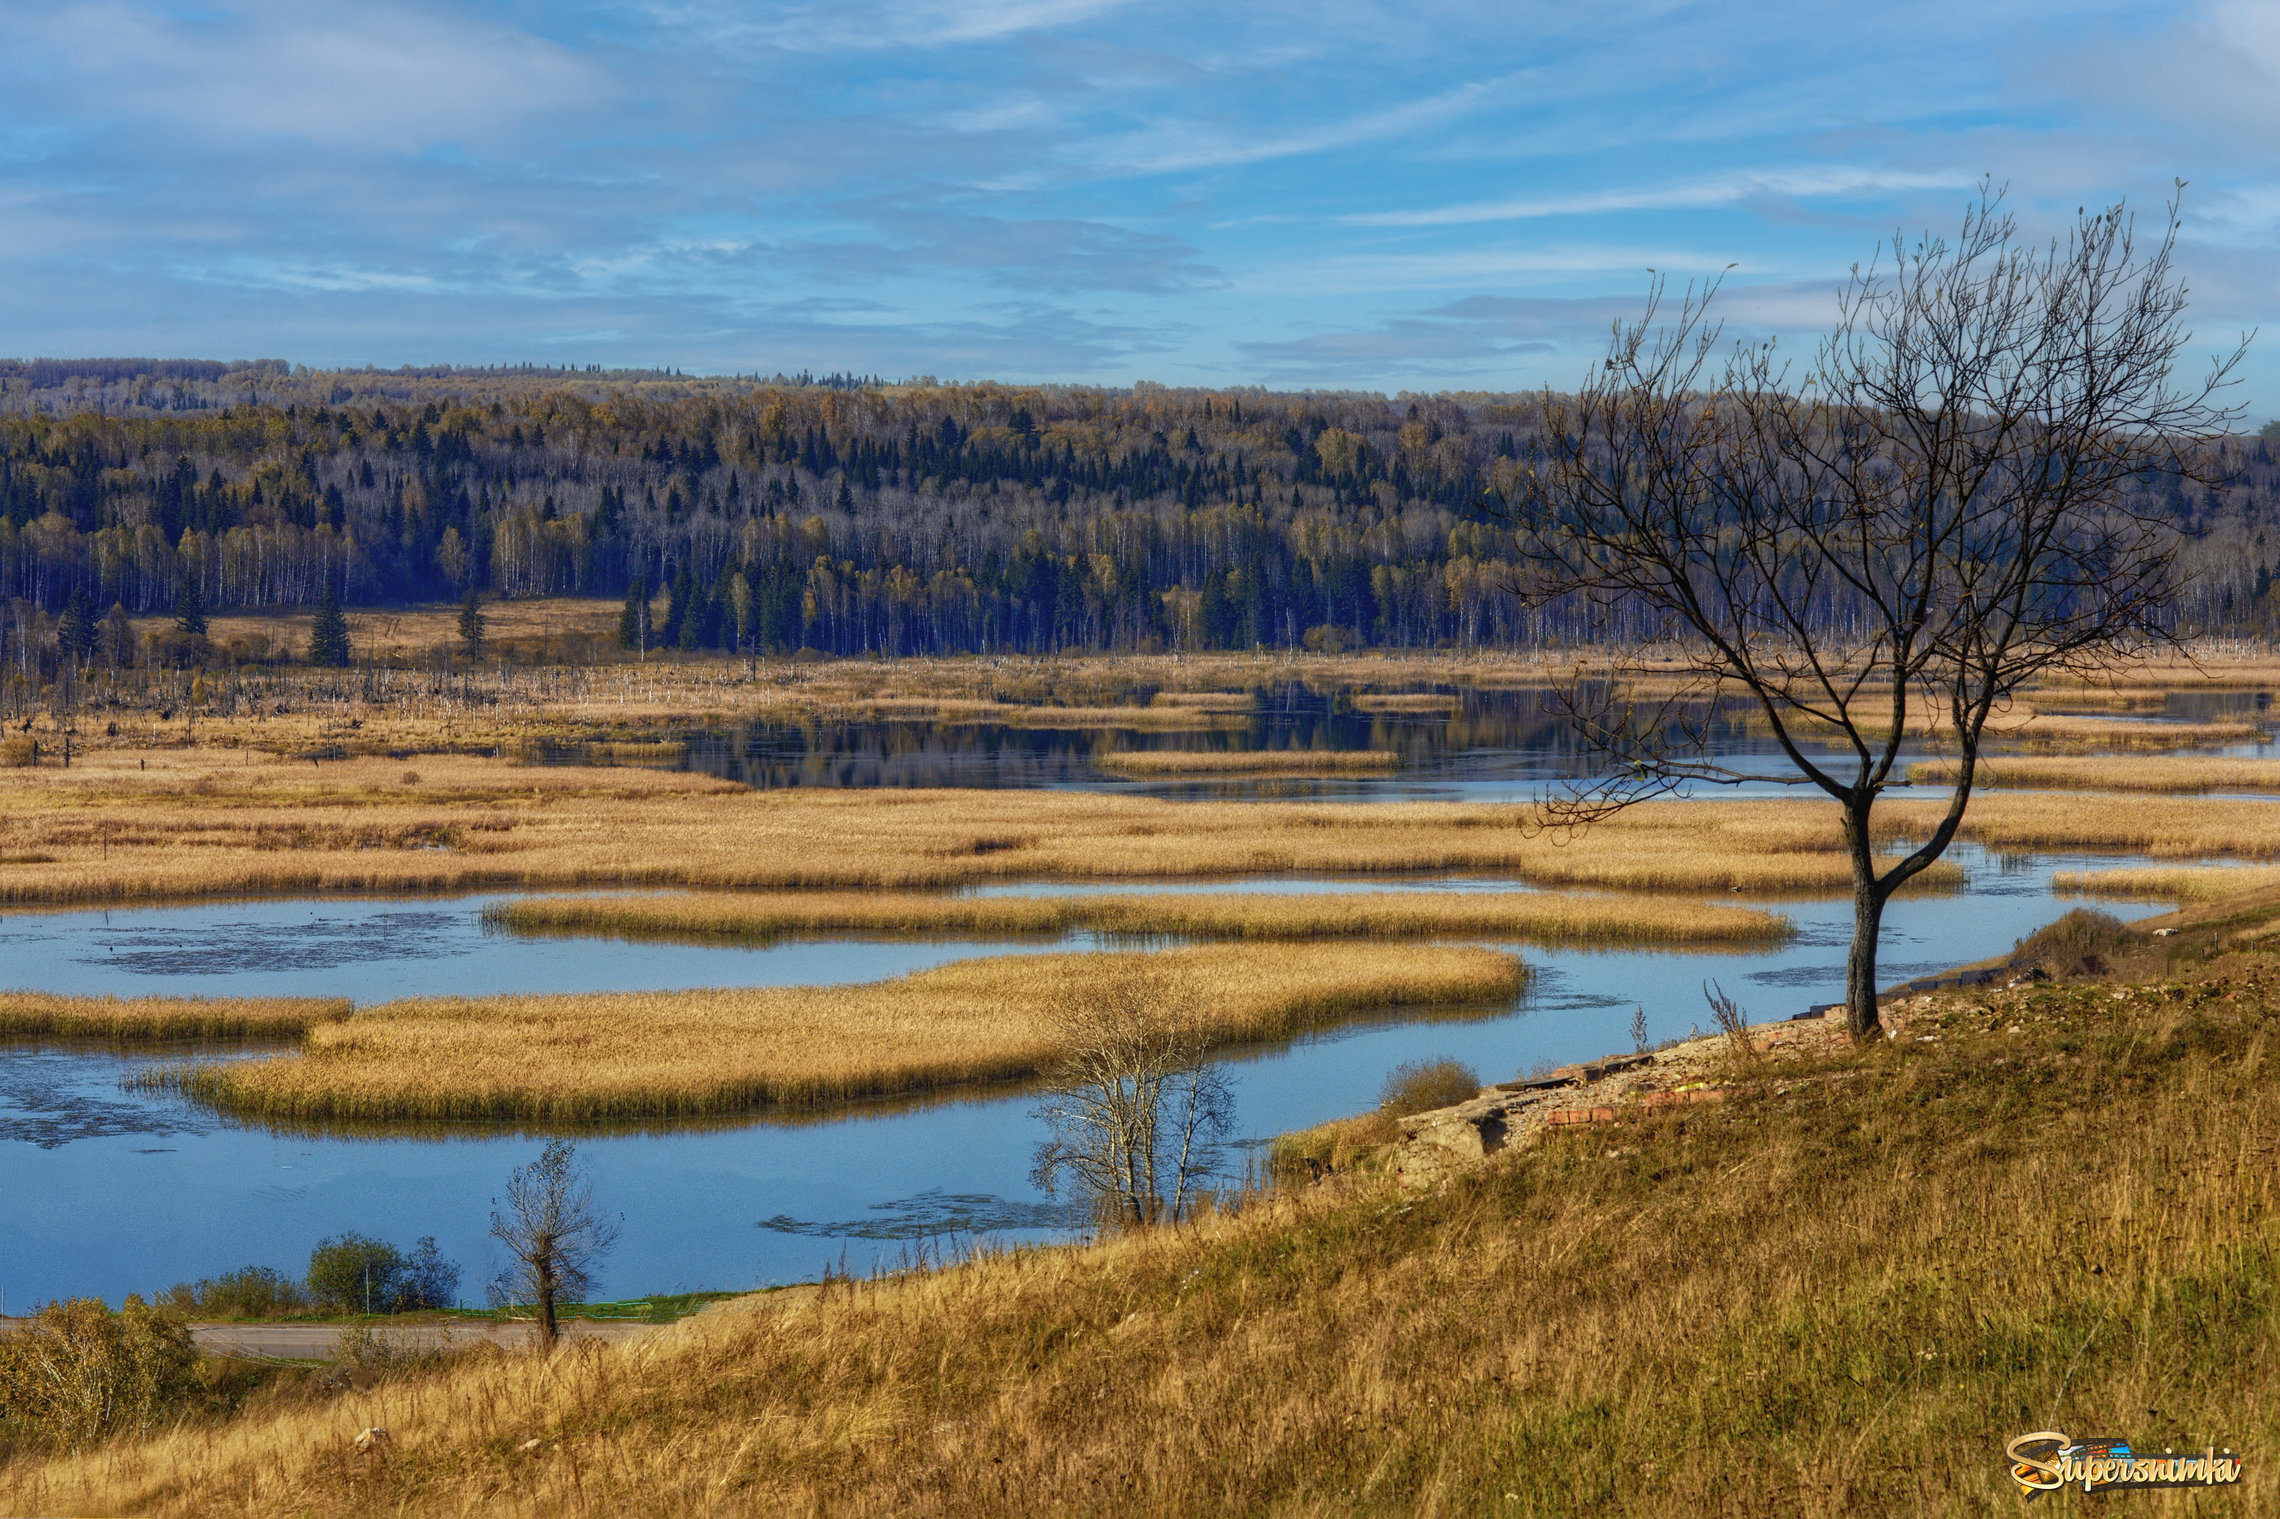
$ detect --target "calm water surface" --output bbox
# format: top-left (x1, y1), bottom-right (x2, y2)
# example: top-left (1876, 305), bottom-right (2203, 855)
top-left (6, 688), bottom-right (2267, 1307)
top-left (0, 844), bottom-right (2183, 1308)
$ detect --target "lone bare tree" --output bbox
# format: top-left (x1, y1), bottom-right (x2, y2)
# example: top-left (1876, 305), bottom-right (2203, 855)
top-left (1524, 186), bottom-right (2247, 1040)
top-left (490, 1140), bottom-right (620, 1348)
top-left (1031, 963), bottom-right (1233, 1228)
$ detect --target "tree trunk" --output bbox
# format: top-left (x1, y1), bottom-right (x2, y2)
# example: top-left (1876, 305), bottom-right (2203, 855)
top-left (536, 1264), bottom-right (558, 1349)
top-left (1842, 799), bottom-right (1888, 1041)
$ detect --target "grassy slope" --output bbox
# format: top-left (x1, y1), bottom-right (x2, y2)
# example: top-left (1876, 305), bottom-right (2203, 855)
top-left (19, 966), bottom-right (2278, 1516)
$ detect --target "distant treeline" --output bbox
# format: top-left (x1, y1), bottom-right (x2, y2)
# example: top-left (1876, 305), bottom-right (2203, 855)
top-left (0, 361), bottom-right (2276, 658)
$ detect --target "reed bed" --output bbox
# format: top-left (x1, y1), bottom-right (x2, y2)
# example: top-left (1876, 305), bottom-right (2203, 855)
top-left (1911, 754), bottom-right (2280, 794)
top-left (2053, 864), bottom-right (2280, 900)
top-left (156, 944), bottom-right (1526, 1122)
top-left (1887, 789), bottom-right (2280, 862)
top-left (19, 974), bottom-right (2280, 1516)
top-left (0, 993), bottom-right (351, 1041)
top-left (1092, 749), bottom-right (1400, 776)
top-left (1146, 691), bottom-right (1257, 710)
top-left (0, 753), bottom-right (1965, 904)
top-left (1996, 713), bottom-right (2266, 749)
top-left (1349, 693), bottom-right (1458, 712)
top-left (490, 887), bottom-right (1790, 947)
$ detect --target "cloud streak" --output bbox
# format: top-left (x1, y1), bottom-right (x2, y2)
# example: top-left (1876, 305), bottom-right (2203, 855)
top-left (0, 0), bottom-right (2270, 407)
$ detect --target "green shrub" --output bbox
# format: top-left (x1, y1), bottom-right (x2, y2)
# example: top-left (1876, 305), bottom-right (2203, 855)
top-left (1376, 1058), bottom-right (1482, 1118)
top-left (0, 1297), bottom-right (198, 1450)
top-left (307, 1233), bottom-right (461, 1314)
top-left (157, 1266), bottom-right (313, 1320)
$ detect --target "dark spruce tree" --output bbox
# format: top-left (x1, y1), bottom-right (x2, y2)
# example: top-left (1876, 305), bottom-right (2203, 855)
top-left (617, 572), bottom-right (651, 653)
top-left (56, 591), bottom-right (96, 661)
top-left (308, 582), bottom-right (351, 667)
top-left (173, 568), bottom-right (207, 637)
top-left (458, 589), bottom-right (487, 661)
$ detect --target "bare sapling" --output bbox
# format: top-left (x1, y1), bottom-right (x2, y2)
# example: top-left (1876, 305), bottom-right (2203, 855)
top-left (489, 1140), bottom-right (620, 1349)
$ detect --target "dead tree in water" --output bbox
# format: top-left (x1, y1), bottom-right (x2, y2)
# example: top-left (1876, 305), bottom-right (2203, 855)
top-left (1522, 186), bottom-right (2247, 1040)
top-left (1031, 964), bottom-right (1232, 1228)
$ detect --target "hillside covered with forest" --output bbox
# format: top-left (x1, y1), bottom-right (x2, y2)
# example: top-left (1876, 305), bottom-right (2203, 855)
top-left (2, 358), bottom-right (2277, 661)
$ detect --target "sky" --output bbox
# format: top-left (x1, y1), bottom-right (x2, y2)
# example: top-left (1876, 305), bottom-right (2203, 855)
top-left (1, 0), bottom-right (2277, 410)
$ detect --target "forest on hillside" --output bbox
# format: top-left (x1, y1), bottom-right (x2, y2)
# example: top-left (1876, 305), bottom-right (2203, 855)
top-left (2, 358), bottom-right (2278, 665)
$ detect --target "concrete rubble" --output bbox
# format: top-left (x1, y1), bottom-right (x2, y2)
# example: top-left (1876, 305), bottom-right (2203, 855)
top-left (1388, 1010), bottom-right (1853, 1192)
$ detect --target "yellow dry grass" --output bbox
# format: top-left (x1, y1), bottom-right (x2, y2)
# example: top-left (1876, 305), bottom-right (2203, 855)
top-left (1910, 754), bottom-right (2280, 794)
top-left (0, 993), bottom-right (350, 1041)
top-left (2054, 865), bottom-right (2280, 900)
top-left (159, 944), bottom-right (1525, 1122)
top-left (1349, 693), bottom-right (1458, 712)
top-left (0, 747), bottom-right (1965, 905)
top-left (1885, 789), bottom-right (2280, 862)
top-left (1092, 749), bottom-right (1400, 775)
top-left (491, 886), bottom-right (1789, 947)
top-left (17, 973), bottom-right (2279, 1517)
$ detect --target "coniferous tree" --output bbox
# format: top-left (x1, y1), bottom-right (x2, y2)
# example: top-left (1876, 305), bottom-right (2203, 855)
top-left (617, 573), bottom-right (651, 654)
top-left (56, 592), bottom-right (96, 661)
top-left (307, 582), bottom-right (351, 667)
top-left (173, 568), bottom-right (207, 637)
top-left (458, 589), bottom-right (487, 662)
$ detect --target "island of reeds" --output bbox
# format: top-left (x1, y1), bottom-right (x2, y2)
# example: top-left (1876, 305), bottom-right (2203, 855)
top-left (1093, 749), bottom-right (1401, 776)
top-left (151, 943), bottom-right (1526, 1123)
top-left (487, 887), bottom-right (1790, 948)
top-left (0, 994), bottom-right (351, 1041)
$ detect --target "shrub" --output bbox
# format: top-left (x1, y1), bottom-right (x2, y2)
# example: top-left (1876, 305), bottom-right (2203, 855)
top-left (397, 1237), bottom-right (462, 1311)
top-left (306, 1233), bottom-right (461, 1314)
top-left (1377, 1058), bottom-right (1482, 1118)
top-left (2012, 908), bottom-right (2142, 980)
top-left (157, 1266), bottom-right (312, 1320)
top-left (307, 1233), bottom-right (404, 1314)
top-left (0, 1297), bottom-right (198, 1450)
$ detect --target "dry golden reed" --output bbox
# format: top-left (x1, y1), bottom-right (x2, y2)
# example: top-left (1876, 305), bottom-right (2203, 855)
top-left (17, 975), bottom-right (2279, 1517)
top-left (2054, 865), bottom-right (2280, 900)
top-left (1911, 754), bottom-right (2280, 794)
top-left (0, 993), bottom-right (351, 1041)
top-left (492, 886), bottom-right (1789, 946)
top-left (1092, 750), bottom-right (1400, 776)
top-left (0, 751), bottom-right (1968, 905)
top-left (163, 944), bottom-right (1526, 1122)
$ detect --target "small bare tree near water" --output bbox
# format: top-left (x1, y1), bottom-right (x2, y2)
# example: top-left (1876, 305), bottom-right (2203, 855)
top-left (1520, 185), bottom-right (2249, 1041)
top-left (490, 1140), bottom-right (620, 1348)
top-left (1031, 964), bottom-right (1233, 1229)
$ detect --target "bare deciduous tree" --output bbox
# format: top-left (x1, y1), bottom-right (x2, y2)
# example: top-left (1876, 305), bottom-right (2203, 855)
top-left (1031, 963), bottom-right (1233, 1228)
top-left (489, 1140), bottom-right (620, 1348)
top-left (1523, 186), bottom-right (2248, 1039)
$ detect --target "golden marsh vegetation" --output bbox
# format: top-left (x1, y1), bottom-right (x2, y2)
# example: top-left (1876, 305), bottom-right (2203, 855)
top-left (0, 993), bottom-right (350, 1041)
top-left (17, 970), bottom-right (2279, 1516)
top-left (1090, 749), bottom-right (1399, 775)
top-left (157, 944), bottom-right (1525, 1123)
top-left (0, 748), bottom-right (1982, 905)
top-left (490, 886), bottom-right (1789, 947)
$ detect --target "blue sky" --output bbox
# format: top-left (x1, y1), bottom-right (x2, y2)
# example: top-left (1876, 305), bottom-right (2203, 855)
top-left (3, 0), bottom-right (2276, 408)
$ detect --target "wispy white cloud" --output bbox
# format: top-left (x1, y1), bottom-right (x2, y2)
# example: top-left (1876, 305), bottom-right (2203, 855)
top-left (6, 1), bottom-right (595, 149)
top-left (1345, 167), bottom-right (1983, 228)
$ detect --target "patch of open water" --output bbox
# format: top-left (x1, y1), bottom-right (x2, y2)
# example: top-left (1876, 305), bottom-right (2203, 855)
top-left (0, 841), bottom-right (2177, 1309)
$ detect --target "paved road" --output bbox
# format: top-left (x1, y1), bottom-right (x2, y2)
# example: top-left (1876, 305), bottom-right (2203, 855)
top-left (0, 1316), bottom-right (660, 1360)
